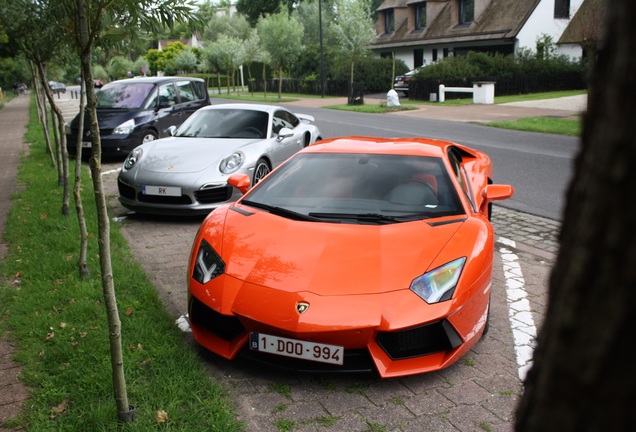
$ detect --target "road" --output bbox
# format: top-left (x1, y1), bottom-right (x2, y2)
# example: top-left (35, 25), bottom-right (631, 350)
top-left (54, 92), bottom-right (564, 431)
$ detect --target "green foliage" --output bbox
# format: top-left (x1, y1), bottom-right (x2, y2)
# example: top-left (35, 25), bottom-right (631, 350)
top-left (411, 52), bottom-right (587, 99)
top-left (236, 0), bottom-right (283, 26)
top-left (107, 55), bottom-right (133, 80)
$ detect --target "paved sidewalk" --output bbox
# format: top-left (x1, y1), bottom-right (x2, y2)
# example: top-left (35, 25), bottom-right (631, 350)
top-left (0, 95), bottom-right (30, 432)
top-left (0, 92), bottom-right (575, 430)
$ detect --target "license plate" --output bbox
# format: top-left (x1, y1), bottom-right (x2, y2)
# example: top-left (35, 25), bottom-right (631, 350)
top-left (249, 332), bottom-right (344, 365)
top-left (82, 141), bottom-right (91, 148)
top-left (142, 185), bottom-right (182, 197)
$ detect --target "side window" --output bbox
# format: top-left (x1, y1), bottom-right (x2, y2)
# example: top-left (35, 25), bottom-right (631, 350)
top-left (272, 111), bottom-right (294, 134)
top-left (158, 83), bottom-right (177, 107)
top-left (176, 80), bottom-right (196, 103)
top-left (448, 149), bottom-right (468, 194)
top-left (448, 148), bottom-right (475, 211)
top-left (192, 81), bottom-right (207, 100)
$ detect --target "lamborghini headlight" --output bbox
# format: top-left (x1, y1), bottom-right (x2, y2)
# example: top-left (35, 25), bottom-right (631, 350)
top-left (192, 240), bottom-right (225, 284)
top-left (220, 151), bottom-right (244, 174)
top-left (410, 257), bottom-right (466, 304)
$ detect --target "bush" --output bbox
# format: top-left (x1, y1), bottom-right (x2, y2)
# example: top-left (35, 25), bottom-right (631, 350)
top-left (409, 52), bottom-right (588, 100)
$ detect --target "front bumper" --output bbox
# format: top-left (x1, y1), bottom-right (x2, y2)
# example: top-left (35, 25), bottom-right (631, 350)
top-left (117, 176), bottom-right (242, 216)
top-left (187, 273), bottom-right (490, 378)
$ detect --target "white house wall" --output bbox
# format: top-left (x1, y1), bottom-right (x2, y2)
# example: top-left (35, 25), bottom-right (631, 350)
top-left (516, 0), bottom-right (584, 56)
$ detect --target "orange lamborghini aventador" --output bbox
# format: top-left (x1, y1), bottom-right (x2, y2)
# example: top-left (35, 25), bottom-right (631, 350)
top-left (187, 136), bottom-right (514, 378)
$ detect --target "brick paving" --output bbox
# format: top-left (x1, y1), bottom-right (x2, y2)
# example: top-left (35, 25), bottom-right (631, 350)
top-left (0, 92), bottom-right (576, 431)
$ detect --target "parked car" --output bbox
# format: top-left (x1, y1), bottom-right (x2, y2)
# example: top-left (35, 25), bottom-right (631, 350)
top-left (48, 81), bottom-right (66, 94)
top-left (65, 76), bottom-right (210, 157)
top-left (393, 68), bottom-right (422, 97)
top-left (187, 136), bottom-right (514, 377)
top-left (117, 103), bottom-right (322, 216)
top-left (94, 79), bottom-right (104, 88)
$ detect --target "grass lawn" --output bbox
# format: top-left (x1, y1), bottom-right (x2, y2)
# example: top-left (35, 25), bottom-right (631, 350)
top-left (485, 116), bottom-right (582, 136)
top-left (0, 98), bottom-right (245, 431)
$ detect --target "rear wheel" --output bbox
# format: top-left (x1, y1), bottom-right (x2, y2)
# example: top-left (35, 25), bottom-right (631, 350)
top-left (253, 158), bottom-right (271, 186)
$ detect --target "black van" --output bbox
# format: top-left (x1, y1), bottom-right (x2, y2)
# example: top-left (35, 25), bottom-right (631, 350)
top-left (66, 76), bottom-right (211, 157)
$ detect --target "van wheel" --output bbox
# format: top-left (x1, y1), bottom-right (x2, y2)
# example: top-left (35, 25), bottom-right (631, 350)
top-left (253, 159), bottom-right (271, 185)
top-left (141, 130), bottom-right (158, 145)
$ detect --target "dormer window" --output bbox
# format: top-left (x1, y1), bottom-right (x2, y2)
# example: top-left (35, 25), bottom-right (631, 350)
top-left (554, 0), bottom-right (570, 18)
top-left (459, 0), bottom-right (474, 25)
top-left (414, 2), bottom-right (427, 30)
top-left (384, 9), bottom-right (395, 33)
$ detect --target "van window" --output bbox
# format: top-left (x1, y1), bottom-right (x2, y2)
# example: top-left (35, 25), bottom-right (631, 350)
top-left (158, 83), bottom-right (177, 107)
top-left (176, 80), bottom-right (197, 103)
top-left (192, 81), bottom-right (207, 100)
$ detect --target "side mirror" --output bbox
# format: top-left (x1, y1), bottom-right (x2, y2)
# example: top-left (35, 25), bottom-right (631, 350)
top-left (276, 127), bottom-right (294, 141)
top-left (227, 173), bottom-right (251, 195)
top-left (482, 184), bottom-right (514, 202)
top-left (168, 125), bottom-right (177, 136)
top-left (479, 184), bottom-right (514, 215)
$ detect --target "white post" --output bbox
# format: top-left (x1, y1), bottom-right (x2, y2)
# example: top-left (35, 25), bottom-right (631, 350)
top-left (439, 84), bottom-right (446, 103)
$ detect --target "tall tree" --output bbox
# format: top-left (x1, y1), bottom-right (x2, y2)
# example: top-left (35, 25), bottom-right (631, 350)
top-left (237, 0), bottom-right (283, 26)
top-left (330, 0), bottom-right (375, 104)
top-left (515, 0), bottom-right (636, 429)
top-left (257, 10), bottom-right (304, 99)
top-left (70, 0), bottom-right (199, 421)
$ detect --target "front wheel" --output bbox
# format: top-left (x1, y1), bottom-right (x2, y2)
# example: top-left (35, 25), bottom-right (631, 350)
top-left (141, 130), bottom-right (158, 145)
top-left (253, 158), bottom-right (271, 186)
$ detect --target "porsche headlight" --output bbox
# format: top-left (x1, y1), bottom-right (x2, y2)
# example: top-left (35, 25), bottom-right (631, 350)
top-left (192, 240), bottom-right (225, 284)
top-left (123, 147), bottom-right (143, 170)
top-left (113, 119), bottom-right (135, 135)
top-left (220, 151), bottom-right (244, 174)
top-left (410, 257), bottom-right (466, 304)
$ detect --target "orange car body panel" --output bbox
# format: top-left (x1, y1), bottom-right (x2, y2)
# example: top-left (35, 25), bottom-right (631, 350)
top-left (187, 136), bottom-right (513, 377)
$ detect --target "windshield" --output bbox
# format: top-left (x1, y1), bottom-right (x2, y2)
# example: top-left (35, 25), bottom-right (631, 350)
top-left (96, 82), bottom-right (155, 108)
top-left (243, 153), bottom-right (465, 224)
top-left (175, 108), bottom-right (269, 139)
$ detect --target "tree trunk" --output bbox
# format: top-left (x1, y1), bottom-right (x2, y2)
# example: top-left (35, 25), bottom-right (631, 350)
top-left (37, 61), bottom-right (70, 216)
top-left (30, 62), bottom-right (55, 166)
top-left (74, 71), bottom-right (89, 279)
top-left (76, 0), bottom-right (132, 421)
top-left (278, 64), bottom-right (283, 100)
top-left (515, 1), bottom-right (636, 430)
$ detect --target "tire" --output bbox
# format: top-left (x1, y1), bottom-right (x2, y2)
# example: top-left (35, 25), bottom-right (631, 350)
top-left (141, 130), bottom-right (158, 145)
top-left (303, 133), bottom-right (311, 148)
top-left (482, 296), bottom-right (491, 337)
top-left (253, 158), bottom-right (271, 186)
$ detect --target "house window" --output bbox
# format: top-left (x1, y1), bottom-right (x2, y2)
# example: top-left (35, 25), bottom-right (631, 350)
top-left (554, 0), bottom-right (570, 18)
top-left (384, 9), bottom-right (395, 33)
top-left (458, 0), bottom-right (474, 25)
top-left (432, 49), bottom-right (438, 62)
top-left (415, 2), bottom-right (427, 30)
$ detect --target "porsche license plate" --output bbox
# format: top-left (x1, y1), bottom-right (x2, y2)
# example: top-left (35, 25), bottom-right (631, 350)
top-left (82, 141), bottom-right (91, 148)
top-left (142, 185), bottom-right (181, 197)
top-left (250, 332), bottom-right (344, 365)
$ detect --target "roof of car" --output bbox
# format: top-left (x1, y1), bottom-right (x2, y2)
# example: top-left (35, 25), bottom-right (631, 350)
top-left (306, 136), bottom-right (461, 157)
top-left (108, 76), bottom-right (205, 85)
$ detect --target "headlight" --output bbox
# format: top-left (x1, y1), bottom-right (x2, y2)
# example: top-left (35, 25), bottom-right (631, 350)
top-left (192, 240), bottom-right (225, 284)
top-left (410, 257), bottom-right (466, 304)
top-left (220, 151), bottom-right (244, 174)
top-left (123, 147), bottom-right (143, 170)
top-left (113, 119), bottom-right (135, 135)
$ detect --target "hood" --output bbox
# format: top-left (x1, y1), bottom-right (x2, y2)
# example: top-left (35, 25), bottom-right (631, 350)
top-left (219, 207), bottom-right (464, 296)
top-left (139, 137), bottom-right (257, 173)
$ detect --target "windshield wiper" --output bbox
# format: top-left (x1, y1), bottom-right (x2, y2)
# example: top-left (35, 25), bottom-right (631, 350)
top-left (241, 200), bottom-right (326, 222)
top-left (308, 212), bottom-right (426, 224)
